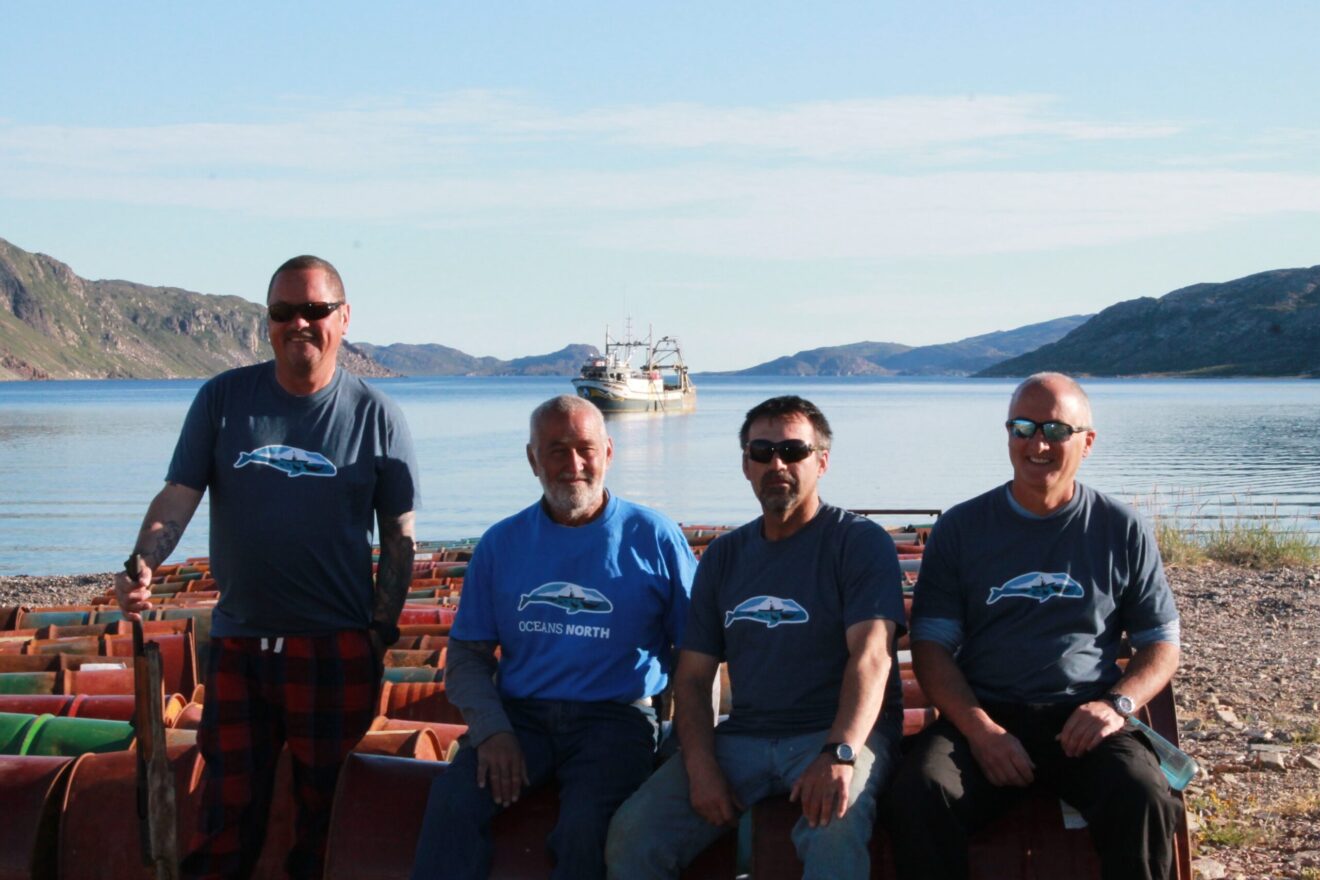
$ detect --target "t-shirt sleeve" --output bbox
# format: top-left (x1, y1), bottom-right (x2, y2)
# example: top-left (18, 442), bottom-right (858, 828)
top-left (1118, 512), bottom-right (1179, 633)
top-left (165, 381), bottom-right (218, 492)
top-left (841, 519), bottom-right (907, 637)
top-left (450, 532), bottom-right (500, 641)
top-left (373, 400), bottom-right (421, 517)
top-left (680, 538), bottom-right (725, 659)
top-left (910, 513), bottom-right (964, 634)
top-left (664, 527), bottom-right (698, 650)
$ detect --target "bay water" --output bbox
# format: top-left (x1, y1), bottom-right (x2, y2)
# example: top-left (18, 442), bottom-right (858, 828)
top-left (2, 375), bottom-right (1318, 576)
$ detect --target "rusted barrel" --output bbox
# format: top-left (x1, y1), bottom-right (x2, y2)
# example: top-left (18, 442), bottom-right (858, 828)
top-left (103, 630), bottom-right (198, 696)
top-left (371, 718), bottom-right (467, 760)
top-left (15, 609), bottom-right (94, 630)
top-left (58, 744), bottom-right (204, 880)
top-left (323, 754), bottom-right (448, 880)
top-left (0, 672), bottom-right (59, 695)
top-left (383, 649), bottom-right (442, 668)
top-left (66, 694), bottom-right (141, 722)
top-left (60, 666), bottom-right (134, 696)
top-left (396, 607), bottom-right (457, 626)
top-left (19, 714), bottom-right (135, 756)
top-left (23, 636), bottom-right (99, 656)
top-left (0, 656), bottom-right (61, 674)
top-left (172, 700), bottom-right (204, 730)
top-left (903, 707), bottom-right (938, 737)
top-left (376, 682), bottom-right (464, 724)
top-left (0, 754), bottom-right (74, 880)
top-left (353, 728), bottom-right (443, 761)
top-left (382, 667), bottom-right (443, 684)
top-left (0, 696), bottom-right (71, 716)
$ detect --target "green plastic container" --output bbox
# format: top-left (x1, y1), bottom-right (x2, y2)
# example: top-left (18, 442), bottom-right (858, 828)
top-left (0, 711), bottom-right (39, 753)
top-left (0, 672), bottom-right (59, 695)
top-left (18, 714), bottom-right (135, 757)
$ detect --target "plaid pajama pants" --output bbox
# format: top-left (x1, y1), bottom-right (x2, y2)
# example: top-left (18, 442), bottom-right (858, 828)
top-left (181, 630), bottom-right (378, 880)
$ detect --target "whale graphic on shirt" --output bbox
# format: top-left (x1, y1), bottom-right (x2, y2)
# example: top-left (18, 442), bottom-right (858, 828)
top-left (986, 571), bottom-right (1084, 605)
top-left (518, 582), bottom-right (613, 614)
top-left (724, 596), bottom-right (809, 628)
top-left (233, 445), bottom-right (337, 478)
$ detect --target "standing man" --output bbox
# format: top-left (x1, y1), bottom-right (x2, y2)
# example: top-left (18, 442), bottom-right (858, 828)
top-left (114, 255), bottom-right (420, 880)
top-left (607, 395), bottom-right (906, 880)
top-left (409, 395), bottom-right (695, 880)
top-left (888, 372), bottom-right (1181, 880)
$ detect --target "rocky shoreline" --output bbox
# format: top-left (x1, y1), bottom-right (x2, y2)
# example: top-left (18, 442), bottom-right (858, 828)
top-left (2, 563), bottom-right (1318, 879)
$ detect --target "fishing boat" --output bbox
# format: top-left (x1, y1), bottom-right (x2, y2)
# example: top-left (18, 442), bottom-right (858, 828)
top-left (571, 323), bottom-right (696, 414)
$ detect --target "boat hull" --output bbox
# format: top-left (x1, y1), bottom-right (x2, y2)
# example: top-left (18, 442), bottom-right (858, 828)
top-left (571, 379), bottom-right (696, 413)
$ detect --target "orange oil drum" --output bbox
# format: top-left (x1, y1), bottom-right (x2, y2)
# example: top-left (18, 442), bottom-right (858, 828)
top-left (0, 754), bottom-right (74, 880)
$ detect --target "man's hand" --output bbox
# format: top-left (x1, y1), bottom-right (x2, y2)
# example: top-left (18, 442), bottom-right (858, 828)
top-left (1057, 700), bottom-right (1127, 758)
top-left (968, 723), bottom-right (1036, 787)
top-left (686, 754), bottom-right (743, 828)
top-left (114, 557), bottom-right (154, 623)
top-left (476, 732), bottom-right (529, 807)
top-left (789, 754), bottom-right (853, 828)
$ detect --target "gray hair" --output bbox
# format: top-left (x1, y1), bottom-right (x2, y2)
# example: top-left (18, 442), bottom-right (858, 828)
top-left (529, 395), bottom-right (607, 444)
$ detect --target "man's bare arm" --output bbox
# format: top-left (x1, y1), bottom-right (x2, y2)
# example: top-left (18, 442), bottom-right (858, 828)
top-left (445, 639), bottom-right (526, 805)
top-left (790, 618), bottom-right (895, 826)
top-left (912, 640), bottom-right (1037, 787)
top-left (370, 510), bottom-right (416, 637)
top-left (1058, 641), bottom-right (1180, 757)
top-left (673, 649), bottom-right (741, 827)
top-left (114, 483), bottom-right (204, 621)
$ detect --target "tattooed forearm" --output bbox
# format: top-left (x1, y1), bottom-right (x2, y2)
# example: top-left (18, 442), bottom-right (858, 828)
top-left (139, 520), bottom-right (184, 569)
top-left (372, 512), bottom-right (417, 628)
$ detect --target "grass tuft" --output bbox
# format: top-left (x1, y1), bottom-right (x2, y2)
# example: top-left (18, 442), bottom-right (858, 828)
top-left (1137, 492), bottom-right (1320, 569)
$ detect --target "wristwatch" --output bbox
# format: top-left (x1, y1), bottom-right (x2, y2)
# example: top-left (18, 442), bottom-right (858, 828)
top-left (1104, 691), bottom-right (1135, 717)
top-left (820, 742), bottom-right (856, 765)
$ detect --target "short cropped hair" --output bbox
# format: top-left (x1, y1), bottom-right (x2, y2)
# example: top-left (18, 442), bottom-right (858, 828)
top-left (738, 395), bottom-right (833, 450)
top-left (267, 255), bottom-right (346, 303)
top-left (1010, 372), bottom-right (1093, 425)
top-left (529, 394), bottom-right (607, 444)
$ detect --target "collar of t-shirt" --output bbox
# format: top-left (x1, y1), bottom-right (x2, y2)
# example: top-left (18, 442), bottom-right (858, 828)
top-left (1003, 483), bottom-right (1084, 521)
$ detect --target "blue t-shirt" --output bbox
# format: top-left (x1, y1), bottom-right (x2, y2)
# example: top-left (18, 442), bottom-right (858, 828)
top-left (910, 482), bottom-right (1179, 704)
top-left (683, 504), bottom-right (907, 738)
top-left (451, 494), bottom-right (696, 703)
top-left (166, 362), bottom-right (420, 638)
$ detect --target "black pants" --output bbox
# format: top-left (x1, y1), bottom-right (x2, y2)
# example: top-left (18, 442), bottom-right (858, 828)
top-left (885, 702), bottom-right (1180, 880)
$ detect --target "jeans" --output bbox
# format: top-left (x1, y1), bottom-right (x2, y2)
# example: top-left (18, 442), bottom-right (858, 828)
top-left (885, 703), bottom-right (1181, 880)
top-left (410, 699), bottom-right (657, 880)
top-left (606, 727), bottom-right (899, 880)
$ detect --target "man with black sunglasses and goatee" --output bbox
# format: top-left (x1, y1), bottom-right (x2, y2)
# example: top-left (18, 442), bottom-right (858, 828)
top-left (607, 395), bottom-right (906, 880)
top-left (114, 255), bottom-right (419, 880)
top-left (888, 372), bottom-right (1181, 880)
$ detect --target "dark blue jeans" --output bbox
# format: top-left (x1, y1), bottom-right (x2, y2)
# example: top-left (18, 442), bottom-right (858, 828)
top-left (410, 699), bottom-right (657, 880)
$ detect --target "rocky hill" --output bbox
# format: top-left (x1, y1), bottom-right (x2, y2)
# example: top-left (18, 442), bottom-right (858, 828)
top-left (730, 316), bottom-right (1090, 376)
top-left (354, 342), bottom-right (598, 376)
top-left (0, 237), bottom-right (394, 380)
top-left (979, 266), bottom-right (1320, 377)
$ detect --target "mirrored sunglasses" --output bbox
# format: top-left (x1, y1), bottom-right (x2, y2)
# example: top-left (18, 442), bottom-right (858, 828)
top-left (745, 438), bottom-right (818, 464)
top-left (1005, 418), bottom-right (1091, 442)
top-left (268, 301), bottom-right (345, 323)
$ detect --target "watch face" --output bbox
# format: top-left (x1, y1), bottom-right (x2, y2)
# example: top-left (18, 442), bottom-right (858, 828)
top-left (836, 743), bottom-right (856, 762)
top-left (1109, 693), bottom-right (1134, 715)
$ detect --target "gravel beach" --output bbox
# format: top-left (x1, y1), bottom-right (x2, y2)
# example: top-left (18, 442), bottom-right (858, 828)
top-left (3, 563), bottom-right (1318, 879)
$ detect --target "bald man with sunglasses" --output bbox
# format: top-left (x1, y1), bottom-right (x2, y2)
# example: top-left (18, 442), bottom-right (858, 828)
top-left (888, 372), bottom-right (1181, 880)
top-left (114, 255), bottom-right (419, 879)
top-left (607, 395), bottom-right (906, 880)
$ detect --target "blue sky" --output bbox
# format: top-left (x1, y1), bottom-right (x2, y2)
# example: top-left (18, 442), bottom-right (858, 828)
top-left (3, 2), bottom-right (1318, 370)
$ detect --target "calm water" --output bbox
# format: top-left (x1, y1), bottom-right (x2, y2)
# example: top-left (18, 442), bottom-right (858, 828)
top-left (2, 376), bottom-right (1319, 575)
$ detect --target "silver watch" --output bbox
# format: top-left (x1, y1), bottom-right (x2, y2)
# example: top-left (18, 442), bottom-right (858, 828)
top-left (1105, 691), bottom-right (1135, 716)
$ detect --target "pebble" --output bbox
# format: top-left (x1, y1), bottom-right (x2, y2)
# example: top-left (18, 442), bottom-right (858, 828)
top-left (1192, 857), bottom-right (1228, 879)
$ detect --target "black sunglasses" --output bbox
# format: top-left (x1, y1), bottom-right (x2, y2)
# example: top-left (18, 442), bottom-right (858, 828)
top-left (1006, 418), bottom-right (1092, 442)
top-left (267, 301), bottom-right (345, 323)
top-left (745, 439), bottom-right (819, 464)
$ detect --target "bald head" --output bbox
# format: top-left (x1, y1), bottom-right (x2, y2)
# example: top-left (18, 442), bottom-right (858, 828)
top-left (529, 395), bottom-right (607, 445)
top-left (1009, 372), bottom-right (1092, 427)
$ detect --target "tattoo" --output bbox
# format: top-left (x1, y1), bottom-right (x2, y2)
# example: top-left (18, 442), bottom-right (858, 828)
top-left (372, 514), bottom-right (416, 629)
top-left (143, 520), bottom-right (184, 569)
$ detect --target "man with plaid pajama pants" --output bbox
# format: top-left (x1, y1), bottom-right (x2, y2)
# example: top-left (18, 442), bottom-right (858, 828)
top-left (115, 255), bottom-right (421, 879)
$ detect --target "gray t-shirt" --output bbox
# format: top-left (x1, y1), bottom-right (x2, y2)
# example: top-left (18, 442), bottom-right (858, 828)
top-left (683, 504), bottom-right (907, 737)
top-left (911, 482), bottom-right (1178, 704)
top-left (166, 362), bottom-right (420, 638)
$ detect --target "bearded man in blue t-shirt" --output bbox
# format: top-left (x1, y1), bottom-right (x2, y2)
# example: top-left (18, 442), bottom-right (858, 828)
top-left (889, 372), bottom-right (1182, 880)
top-left (606, 395), bottom-right (907, 880)
top-left (410, 395), bottom-right (696, 880)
